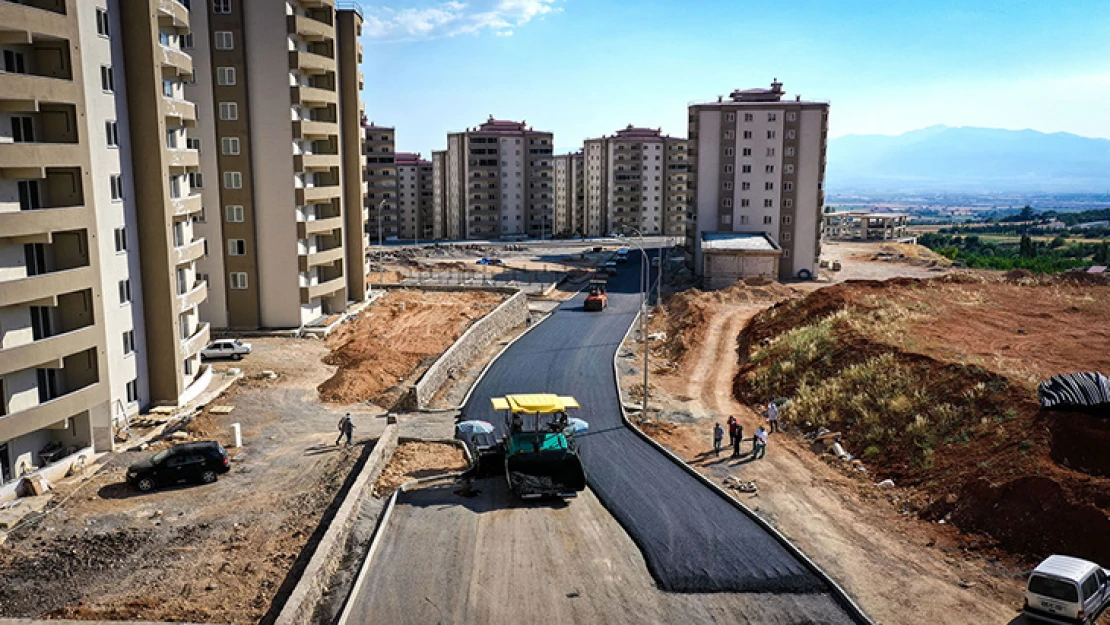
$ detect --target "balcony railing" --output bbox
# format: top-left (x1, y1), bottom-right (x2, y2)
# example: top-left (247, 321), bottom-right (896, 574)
top-left (300, 275), bottom-right (345, 303)
top-left (0, 382), bottom-right (106, 445)
top-left (0, 266), bottom-right (94, 309)
top-left (0, 206), bottom-right (87, 241)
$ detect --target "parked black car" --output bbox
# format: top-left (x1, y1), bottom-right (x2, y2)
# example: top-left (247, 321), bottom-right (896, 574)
top-left (126, 441), bottom-right (230, 492)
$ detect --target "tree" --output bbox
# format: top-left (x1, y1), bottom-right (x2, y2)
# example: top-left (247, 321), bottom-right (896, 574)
top-left (1019, 235), bottom-right (1036, 259)
top-left (1095, 242), bottom-right (1110, 264)
top-left (1019, 206), bottom-right (1036, 221)
top-left (1049, 235), bottom-right (1067, 249)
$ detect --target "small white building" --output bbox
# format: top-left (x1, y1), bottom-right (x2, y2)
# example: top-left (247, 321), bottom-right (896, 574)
top-left (700, 232), bottom-right (783, 288)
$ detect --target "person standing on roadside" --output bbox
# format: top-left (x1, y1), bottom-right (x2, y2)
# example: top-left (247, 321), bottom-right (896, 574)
top-left (336, 413), bottom-right (354, 446)
top-left (767, 401), bottom-right (780, 434)
top-left (726, 416), bottom-right (737, 449)
top-left (753, 425), bottom-right (768, 459)
top-left (731, 420), bottom-right (744, 458)
top-left (713, 422), bottom-right (724, 456)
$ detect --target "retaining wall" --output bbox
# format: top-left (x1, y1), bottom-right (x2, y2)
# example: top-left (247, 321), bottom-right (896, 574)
top-left (408, 289), bottom-right (529, 409)
top-left (273, 423), bottom-right (399, 625)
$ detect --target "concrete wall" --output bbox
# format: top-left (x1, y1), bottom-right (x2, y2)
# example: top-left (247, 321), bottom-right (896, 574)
top-left (411, 288), bottom-right (528, 408)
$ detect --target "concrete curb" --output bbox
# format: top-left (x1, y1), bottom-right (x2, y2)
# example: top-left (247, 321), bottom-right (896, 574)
top-left (335, 439), bottom-right (473, 625)
top-left (611, 312), bottom-right (874, 625)
top-left (273, 424), bottom-right (400, 625)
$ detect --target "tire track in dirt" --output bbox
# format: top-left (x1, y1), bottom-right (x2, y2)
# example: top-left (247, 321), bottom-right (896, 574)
top-left (683, 305), bottom-right (760, 417)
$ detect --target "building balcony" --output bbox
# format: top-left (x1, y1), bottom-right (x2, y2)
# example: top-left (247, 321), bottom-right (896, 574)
top-left (0, 266), bottom-right (93, 309)
top-left (290, 84), bottom-right (337, 106)
top-left (296, 215), bottom-right (343, 238)
top-left (287, 14), bottom-right (333, 41)
top-left (0, 206), bottom-right (88, 242)
top-left (157, 0), bottom-right (190, 30)
top-left (0, 1), bottom-right (71, 41)
top-left (0, 72), bottom-right (80, 112)
top-left (171, 238), bottom-right (205, 266)
top-left (0, 324), bottom-right (98, 377)
top-left (167, 148), bottom-right (199, 171)
top-left (162, 96), bottom-right (196, 127)
top-left (300, 276), bottom-right (345, 303)
top-left (358, 70), bottom-right (364, 90)
top-left (298, 245), bottom-right (344, 271)
top-left (288, 50), bottom-right (335, 75)
top-left (294, 152), bottom-right (340, 171)
top-left (177, 279), bottom-right (207, 313)
top-left (0, 142), bottom-right (84, 179)
top-left (170, 193), bottom-right (203, 218)
top-left (160, 44), bottom-right (193, 81)
top-left (295, 185), bottom-right (341, 205)
top-left (0, 382), bottom-right (106, 445)
top-left (292, 119), bottom-right (337, 139)
top-left (181, 322), bottom-right (210, 360)
top-left (300, 0), bottom-right (335, 7)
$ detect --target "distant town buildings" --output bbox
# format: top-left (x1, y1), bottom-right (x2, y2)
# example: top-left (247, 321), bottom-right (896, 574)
top-left (687, 80), bottom-right (830, 282)
top-left (823, 211), bottom-right (908, 241)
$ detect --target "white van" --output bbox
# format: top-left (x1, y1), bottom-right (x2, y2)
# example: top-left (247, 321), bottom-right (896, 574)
top-left (1024, 555), bottom-right (1110, 624)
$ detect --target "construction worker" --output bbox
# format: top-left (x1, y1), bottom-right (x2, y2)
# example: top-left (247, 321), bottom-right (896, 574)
top-left (726, 416), bottom-right (737, 449)
top-left (713, 422), bottom-right (724, 456)
top-left (753, 426), bottom-right (768, 459)
top-left (731, 420), bottom-right (744, 458)
top-left (767, 401), bottom-right (780, 433)
top-left (336, 413), bottom-right (354, 446)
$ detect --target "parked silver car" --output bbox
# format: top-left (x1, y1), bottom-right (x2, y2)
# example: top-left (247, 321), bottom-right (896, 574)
top-left (200, 338), bottom-right (252, 361)
top-left (1024, 555), bottom-right (1110, 624)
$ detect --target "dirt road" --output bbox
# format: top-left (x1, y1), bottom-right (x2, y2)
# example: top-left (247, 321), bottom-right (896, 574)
top-left (345, 479), bottom-right (854, 625)
top-left (639, 303), bottom-right (1022, 625)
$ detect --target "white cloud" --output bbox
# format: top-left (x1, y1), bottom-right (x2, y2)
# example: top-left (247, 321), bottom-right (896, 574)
top-left (364, 0), bottom-right (559, 42)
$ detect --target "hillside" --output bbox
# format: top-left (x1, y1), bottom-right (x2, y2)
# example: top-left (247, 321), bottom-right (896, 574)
top-left (827, 126), bottom-right (1110, 193)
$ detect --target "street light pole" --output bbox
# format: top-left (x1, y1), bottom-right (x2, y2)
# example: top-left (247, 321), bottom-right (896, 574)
top-left (621, 226), bottom-right (650, 417)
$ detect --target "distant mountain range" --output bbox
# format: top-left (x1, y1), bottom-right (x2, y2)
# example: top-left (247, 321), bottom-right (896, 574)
top-left (826, 126), bottom-right (1110, 193)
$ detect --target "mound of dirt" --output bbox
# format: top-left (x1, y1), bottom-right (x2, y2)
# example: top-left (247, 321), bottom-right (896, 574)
top-left (733, 275), bottom-right (1110, 565)
top-left (372, 441), bottom-right (467, 496)
top-left (318, 290), bottom-right (503, 407)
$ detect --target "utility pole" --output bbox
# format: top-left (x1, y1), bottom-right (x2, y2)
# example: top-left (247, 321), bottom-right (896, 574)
top-left (622, 226), bottom-right (650, 416)
top-left (378, 199), bottom-right (386, 290)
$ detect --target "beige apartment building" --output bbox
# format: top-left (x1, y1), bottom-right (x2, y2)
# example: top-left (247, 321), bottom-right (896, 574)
top-left (0, 0), bottom-right (208, 493)
top-left (394, 152), bottom-right (437, 241)
top-left (431, 149), bottom-right (453, 239)
top-left (553, 151), bottom-right (583, 237)
top-left (688, 80), bottom-right (829, 282)
top-left (441, 117), bottom-right (555, 239)
top-left (364, 123), bottom-right (399, 240)
top-left (189, 0), bottom-right (367, 329)
top-left (582, 126), bottom-right (689, 238)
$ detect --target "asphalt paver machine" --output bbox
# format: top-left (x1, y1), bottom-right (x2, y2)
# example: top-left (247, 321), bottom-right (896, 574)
top-left (491, 394), bottom-right (588, 499)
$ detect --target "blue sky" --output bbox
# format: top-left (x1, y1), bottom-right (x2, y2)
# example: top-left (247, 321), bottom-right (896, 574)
top-left (359, 0), bottom-right (1110, 157)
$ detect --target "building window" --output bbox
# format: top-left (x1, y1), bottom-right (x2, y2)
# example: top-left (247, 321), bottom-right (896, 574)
top-left (126, 379), bottom-right (139, 403)
top-left (784, 164), bottom-right (795, 174)
top-left (723, 147), bottom-right (733, 157)
top-left (725, 112), bottom-right (735, 122)
top-left (767, 130), bottom-right (777, 139)
top-left (110, 174), bottom-right (123, 201)
top-left (218, 102), bottom-right (238, 120)
top-left (162, 79), bottom-right (174, 98)
top-left (118, 279), bottom-right (131, 304)
top-left (105, 120), bottom-right (119, 147)
top-left (782, 215), bottom-right (793, 225)
top-left (17, 180), bottom-right (40, 210)
top-left (722, 181), bottom-right (733, 191)
top-left (213, 0), bottom-right (231, 14)
top-left (722, 198), bottom-right (732, 208)
top-left (230, 272), bottom-right (248, 289)
top-left (784, 199), bottom-right (794, 209)
top-left (742, 148), bottom-right (752, 157)
top-left (187, 137), bottom-right (200, 151)
top-left (122, 330), bottom-right (134, 355)
top-left (782, 249), bottom-right (790, 259)
top-left (764, 199), bottom-right (774, 208)
top-left (11, 116), bottom-right (33, 143)
top-left (188, 172), bottom-right (203, 189)
top-left (723, 164), bottom-right (733, 174)
top-left (739, 215), bottom-right (749, 225)
top-left (217, 66), bottom-right (235, 86)
top-left (782, 232), bottom-right (792, 242)
top-left (742, 181), bottom-right (751, 191)
top-left (768, 113), bottom-right (777, 122)
top-left (114, 227), bottom-right (127, 252)
top-left (786, 130), bottom-right (796, 140)
top-left (741, 165), bottom-right (752, 174)
top-left (763, 216), bottom-right (773, 225)
top-left (739, 198), bottom-right (750, 207)
top-left (766, 148), bottom-right (776, 157)
top-left (226, 205), bottom-right (244, 222)
top-left (786, 112), bottom-right (797, 122)
top-left (785, 147), bottom-right (795, 157)
top-left (227, 239), bottom-right (245, 255)
top-left (96, 8), bottom-right (111, 37)
top-left (214, 31), bottom-right (233, 50)
top-left (220, 136), bottom-right (240, 155)
top-left (744, 113), bottom-right (754, 122)
top-left (223, 171), bottom-right (242, 189)
top-left (101, 65), bottom-right (114, 92)
top-left (4, 50), bottom-right (27, 74)
top-left (181, 33), bottom-right (194, 49)
top-left (724, 130), bottom-right (734, 140)
top-left (764, 165), bottom-right (773, 174)
top-left (784, 181), bottom-right (794, 192)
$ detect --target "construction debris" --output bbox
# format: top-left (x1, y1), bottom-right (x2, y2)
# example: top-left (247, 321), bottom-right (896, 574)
top-left (723, 476), bottom-right (758, 493)
top-left (209, 405), bottom-right (235, 415)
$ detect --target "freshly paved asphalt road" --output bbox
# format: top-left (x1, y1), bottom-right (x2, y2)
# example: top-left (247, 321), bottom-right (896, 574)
top-left (459, 254), bottom-right (836, 596)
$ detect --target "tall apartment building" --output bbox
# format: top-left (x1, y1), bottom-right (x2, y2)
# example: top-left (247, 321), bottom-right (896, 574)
top-left (364, 123), bottom-right (398, 240)
top-left (581, 126), bottom-right (689, 238)
top-left (431, 150), bottom-right (453, 239)
top-left (553, 151), bottom-right (583, 237)
top-left (0, 0), bottom-right (207, 489)
top-left (442, 117), bottom-right (555, 239)
top-left (688, 80), bottom-right (829, 282)
top-left (188, 0), bottom-right (367, 329)
top-left (394, 153), bottom-right (437, 241)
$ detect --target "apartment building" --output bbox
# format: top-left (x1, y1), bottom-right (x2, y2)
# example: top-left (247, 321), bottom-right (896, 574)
top-left (188, 0), bottom-right (367, 329)
top-left (688, 80), bottom-right (829, 282)
top-left (553, 151), bottom-right (583, 237)
top-left (395, 153), bottom-right (436, 241)
top-left (443, 117), bottom-right (555, 239)
top-left (364, 123), bottom-right (398, 240)
top-left (0, 0), bottom-right (207, 491)
top-left (582, 126), bottom-right (689, 238)
top-left (431, 150), bottom-right (452, 239)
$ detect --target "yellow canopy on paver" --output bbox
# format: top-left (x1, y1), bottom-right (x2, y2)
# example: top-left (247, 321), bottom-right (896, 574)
top-left (491, 394), bottom-right (580, 414)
